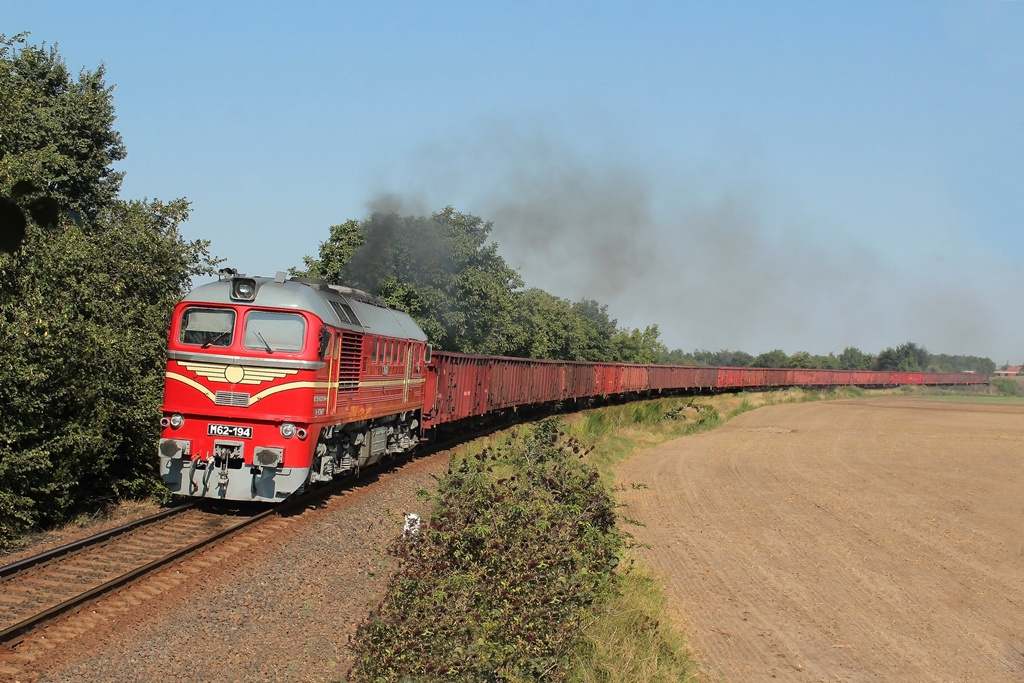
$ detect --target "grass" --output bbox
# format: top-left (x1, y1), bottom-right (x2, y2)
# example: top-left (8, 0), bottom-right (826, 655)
top-left (566, 563), bottom-right (699, 683)
top-left (894, 380), bottom-right (1020, 403)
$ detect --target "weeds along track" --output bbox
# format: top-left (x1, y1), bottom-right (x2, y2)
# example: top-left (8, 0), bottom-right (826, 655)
top-left (0, 501), bottom-right (275, 647)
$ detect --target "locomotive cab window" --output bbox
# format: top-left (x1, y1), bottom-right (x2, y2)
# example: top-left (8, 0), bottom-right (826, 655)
top-left (243, 311), bottom-right (305, 353)
top-left (180, 307), bottom-right (235, 348)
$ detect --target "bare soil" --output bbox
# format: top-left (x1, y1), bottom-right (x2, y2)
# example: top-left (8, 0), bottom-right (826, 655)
top-left (616, 397), bottom-right (1024, 681)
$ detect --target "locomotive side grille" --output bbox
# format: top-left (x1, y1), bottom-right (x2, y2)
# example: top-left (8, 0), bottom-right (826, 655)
top-left (215, 390), bottom-right (251, 407)
top-left (338, 332), bottom-right (363, 392)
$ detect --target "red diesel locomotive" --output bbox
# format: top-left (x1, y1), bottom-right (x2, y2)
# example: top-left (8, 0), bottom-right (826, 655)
top-left (158, 270), bottom-right (429, 501)
top-left (158, 270), bottom-right (986, 502)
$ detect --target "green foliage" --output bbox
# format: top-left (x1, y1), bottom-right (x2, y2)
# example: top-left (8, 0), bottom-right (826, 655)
top-left (0, 181), bottom-right (64, 254)
top-left (348, 420), bottom-right (624, 682)
top-left (926, 353), bottom-right (995, 374)
top-left (298, 207), bottom-right (524, 355)
top-left (783, 350), bottom-right (814, 368)
top-left (838, 346), bottom-right (874, 370)
top-left (0, 35), bottom-right (216, 548)
top-left (609, 325), bottom-right (665, 364)
top-left (662, 344), bottom-right (993, 375)
top-left (874, 341), bottom-right (928, 372)
top-left (512, 288), bottom-right (583, 360)
top-left (0, 34), bottom-right (125, 221)
top-left (291, 219), bottom-right (364, 282)
top-left (659, 348), bottom-right (755, 367)
top-left (568, 299), bottom-right (619, 361)
top-left (990, 377), bottom-right (1023, 397)
top-left (751, 348), bottom-right (788, 368)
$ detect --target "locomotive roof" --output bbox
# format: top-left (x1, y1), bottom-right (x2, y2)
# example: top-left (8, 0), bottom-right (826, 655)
top-left (183, 274), bottom-right (428, 341)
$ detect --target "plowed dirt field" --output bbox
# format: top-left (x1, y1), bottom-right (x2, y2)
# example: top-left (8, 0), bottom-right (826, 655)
top-left (616, 397), bottom-right (1024, 682)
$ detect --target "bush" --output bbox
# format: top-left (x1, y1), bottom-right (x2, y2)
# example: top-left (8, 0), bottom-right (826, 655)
top-left (348, 419), bottom-right (624, 682)
top-left (0, 36), bottom-right (216, 549)
top-left (990, 377), bottom-right (1023, 397)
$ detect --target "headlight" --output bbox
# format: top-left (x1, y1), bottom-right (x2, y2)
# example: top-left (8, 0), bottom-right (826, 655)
top-left (231, 277), bottom-right (257, 301)
top-left (170, 414), bottom-right (185, 429)
top-left (280, 422), bottom-right (296, 439)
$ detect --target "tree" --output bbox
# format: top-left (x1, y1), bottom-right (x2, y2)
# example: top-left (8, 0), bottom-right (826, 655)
top-left (0, 34), bottom-right (125, 221)
top-left (509, 288), bottom-right (581, 360)
top-left (0, 35), bottom-right (216, 547)
top-left (570, 299), bottom-right (619, 361)
top-left (839, 347), bottom-right (874, 370)
top-left (784, 351), bottom-right (815, 369)
top-left (299, 207), bottom-right (526, 355)
top-left (609, 324), bottom-right (666, 364)
top-left (706, 349), bottom-right (755, 367)
top-left (300, 209), bottom-right (668, 363)
top-left (752, 349), bottom-right (788, 368)
top-left (926, 353), bottom-right (995, 374)
top-left (660, 348), bottom-right (700, 365)
top-left (291, 219), bottom-right (364, 282)
top-left (874, 342), bottom-right (928, 372)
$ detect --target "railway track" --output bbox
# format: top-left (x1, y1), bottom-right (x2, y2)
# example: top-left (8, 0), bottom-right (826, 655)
top-left (0, 500), bottom-right (277, 647)
top-left (0, 427), bottom-right (499, 656)
top-left (0, 445), bottom-right (439, 652)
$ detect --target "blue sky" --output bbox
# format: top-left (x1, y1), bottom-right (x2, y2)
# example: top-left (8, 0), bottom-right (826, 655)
top-left (8, 1), bottom-right (1024, 361)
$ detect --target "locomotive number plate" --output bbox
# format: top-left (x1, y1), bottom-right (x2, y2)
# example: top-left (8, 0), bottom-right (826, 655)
top-left (207, 423), bottom-right (253, 439)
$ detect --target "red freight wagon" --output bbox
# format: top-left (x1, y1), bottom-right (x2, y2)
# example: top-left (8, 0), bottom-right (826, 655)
top-left (717, 367), bottom-right (745, 390)
top-left (569, 362), bottom-right (599, 399)
top-left (424, 352), bottom-right (489, 426)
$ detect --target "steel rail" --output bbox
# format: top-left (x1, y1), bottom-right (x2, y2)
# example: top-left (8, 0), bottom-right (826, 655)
top-left (0, 504), bottom-right (277, 647)
top-left (0, 502), bottom-right (194, 580)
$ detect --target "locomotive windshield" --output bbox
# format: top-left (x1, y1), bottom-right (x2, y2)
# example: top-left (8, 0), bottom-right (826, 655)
top-left (243, 311), bottom-right (305, 353)
top-left (180, 307), bottom-right (235, 347)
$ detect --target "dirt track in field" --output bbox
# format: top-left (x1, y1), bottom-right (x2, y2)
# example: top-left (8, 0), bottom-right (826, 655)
top-left (616, 397), bottom-right (1024, 682)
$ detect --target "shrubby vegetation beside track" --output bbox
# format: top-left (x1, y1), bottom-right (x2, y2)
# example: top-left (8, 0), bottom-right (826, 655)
top-left (346, 396), bottom-right (744, 682)
top-left (347, 415), bottom-right (701, 683)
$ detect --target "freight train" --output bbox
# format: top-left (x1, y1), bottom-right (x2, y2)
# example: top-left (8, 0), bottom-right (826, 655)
top-left (158, 270), bottom-right (986, 502)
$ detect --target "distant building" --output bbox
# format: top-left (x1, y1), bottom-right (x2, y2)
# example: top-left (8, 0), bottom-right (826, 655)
top-left (994, 365), bottom-right (1022, 376)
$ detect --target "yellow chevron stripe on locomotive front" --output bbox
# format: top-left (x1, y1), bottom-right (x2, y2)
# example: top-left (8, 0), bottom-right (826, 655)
top-left (165, 369), bottom-right (425, 407)
top-left (179, 361), bottom-right (298, 385)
